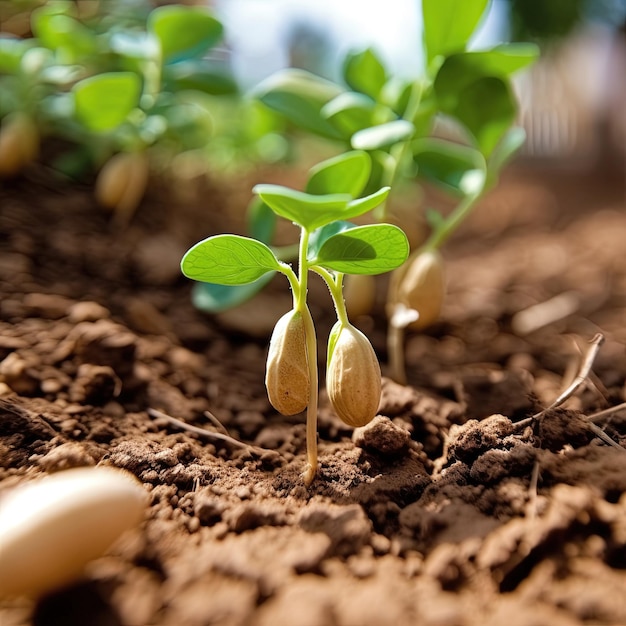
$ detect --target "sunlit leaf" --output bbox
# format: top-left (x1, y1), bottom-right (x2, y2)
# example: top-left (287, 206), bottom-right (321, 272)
top-left (73, 72), bottom-right (141, 132)
top-left (253, 69), bottom-right (343, 139)
top-left (148, 5), bottom-right (223, 65)
top-left (422, 0), bottom-right (491, 63)
top-left (413, 138), bottom-right (486, 196)
top-left (313, 224), bottom-right (409, 275)
top-left (254, 184), bottom-right (390, 232)
top-left (306, 150), bottom-right (371, 197)
top-left (181, 234), bottom-right (281, 285)
top-left (342, 47), bottom-right (387, 99)
top-left (351, 120), bottom-right (414, 151)
top-left (253, 184), bottom-right (351, 231)
top-left (321, 92), bottom-right (376, 137)
top-left (345, 186), bottom-right (390, 217)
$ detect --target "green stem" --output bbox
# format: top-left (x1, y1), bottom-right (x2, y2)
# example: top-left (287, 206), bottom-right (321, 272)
top-left (300, 303), bottom-right (318, 485)
top-left (311, 266), bottom-right (349, 327)
top-left (295, 229), bottom-right (319, 485)
top-left (421, 191), bottom-right (482, 253)
top-left (378, 80), bottom-right (424, 220)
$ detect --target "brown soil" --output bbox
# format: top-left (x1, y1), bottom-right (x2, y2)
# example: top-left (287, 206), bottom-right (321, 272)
top-left (0, 159), bottom-right (625, 626)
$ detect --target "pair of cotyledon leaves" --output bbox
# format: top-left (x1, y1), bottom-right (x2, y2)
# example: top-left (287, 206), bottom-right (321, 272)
top-left (181, 191), bottom-right (409, 287)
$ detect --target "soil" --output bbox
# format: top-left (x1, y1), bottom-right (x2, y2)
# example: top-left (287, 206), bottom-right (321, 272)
top-left (0, 156), bottom-right (625, 626)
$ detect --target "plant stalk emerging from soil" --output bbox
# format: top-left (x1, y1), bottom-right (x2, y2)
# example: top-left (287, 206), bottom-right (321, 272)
top-left (181, 151), bottom-right (409, 483)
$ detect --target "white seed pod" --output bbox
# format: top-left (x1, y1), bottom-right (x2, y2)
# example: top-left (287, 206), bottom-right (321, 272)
top-left (344, 273), bottom-right (376, 319)
top-left (0, 113), bottom-right (39, 178)
top-left (265, 309), bottom-right (309, 415)
top-left (326, 322), bottom-right (381, 428)
top-left (388, 249), bottom-right (445, 330)
top-left (95, 152), bottom-right (149, 224)
top-left (0, 466), bottom-right (148, 599)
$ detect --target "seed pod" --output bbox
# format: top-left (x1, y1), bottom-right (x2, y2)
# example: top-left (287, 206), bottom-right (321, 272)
top-left (265, 310), bottom-right (309, 415)
top-left (327, 322), bottom-right (381, 428)
top-left (388, 249), bottom-right (445, 330)
top-left (344, 273), bottom-right (376, 319)
top-left (95, 151), bottom-right (149, 225)
top-left (0, 113), bottom-right (39, 178)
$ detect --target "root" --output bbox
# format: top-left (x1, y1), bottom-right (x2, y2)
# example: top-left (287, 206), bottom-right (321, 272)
top-left (147, 407), bottom-right (268, 455)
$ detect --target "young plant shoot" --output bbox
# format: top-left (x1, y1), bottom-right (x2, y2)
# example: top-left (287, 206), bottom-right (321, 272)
top-left (181, 151), bottom-right (409, 484)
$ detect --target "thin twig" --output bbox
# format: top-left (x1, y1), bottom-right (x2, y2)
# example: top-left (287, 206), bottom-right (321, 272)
top-left (203, 410), bottom-right (231, 436)
top-left (514, 333), bottom-right (605, 432)
top-left (586, 422), bottom-right (625, 451)
top-left (147, 407), bottom-right (265, 453)
top-left (533, 333), bottom-right (604, 420)
top-left (587, 402), bottom-right (626, 424)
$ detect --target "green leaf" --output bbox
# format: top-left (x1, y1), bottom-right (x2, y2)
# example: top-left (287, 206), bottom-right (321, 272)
top-left (31, 11), bottom-right (97, 62)
top-left (148, 5), bottom-right (223, 65)
top-left (423, 0), bottom-right (491, 63)
top-left (254, 184), bottom-right (389, 232)
top-left (351, 120), bottom-right (414, 151)
top-left (191, 273), bottom-right (274, 313)
top-left (308, 221), bottom-right (356, 259)
top-left (342, 47), bottom-right (387, 99)
top-left (459, 43), bottom-right (540, 75)
top-left (413, 138), bottom-right (486, 196)
top-left (182, 235), bottom-right (281, 285)
top-left (73, 72), bottom-right (141, 132)
top-left (434, 45), bottom-right (538, 110)
top-left (321, 92), bottom-right (376, 137)
top-left (451, 76), bottom-right (517, 156)
top-left (163, 60), bottom-right (238, 96)
top-left (253, 69), bottom-right (343, 139)
top-left (306, 151), bottom-right (371, 197)
top-left (253, 184), bottom-right (351, 231)
top-left (313, 224), bottom-right (409, 275)
top-left (345, 187), bottom-right (390, 217)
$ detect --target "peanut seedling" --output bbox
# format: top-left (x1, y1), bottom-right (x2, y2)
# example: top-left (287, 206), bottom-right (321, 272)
top-left (181, 151), bottom-right (409, 483)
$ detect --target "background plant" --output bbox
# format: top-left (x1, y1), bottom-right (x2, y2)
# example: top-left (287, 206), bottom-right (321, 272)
top-left (245, 0), bottom-right (539, 381)
top-left (0, 0), bottom-right (262, 221)
top-left (181, 150), bottom-right (409, 483)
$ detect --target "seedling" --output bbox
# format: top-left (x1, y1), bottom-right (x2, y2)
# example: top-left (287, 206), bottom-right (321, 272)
top-left (252, 0), bottom-right (539, 382)
top-left (181, 151), bottom-right (409, 483)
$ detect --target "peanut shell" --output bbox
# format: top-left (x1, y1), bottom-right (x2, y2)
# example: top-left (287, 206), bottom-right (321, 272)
top-left (327, 322), bottom-right (381, 428)
top-left (265, 310), bottom-right (309, 415)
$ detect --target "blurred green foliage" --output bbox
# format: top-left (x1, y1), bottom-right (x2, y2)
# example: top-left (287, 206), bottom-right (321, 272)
top-left (0, 0), bottom-right (275, 180)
